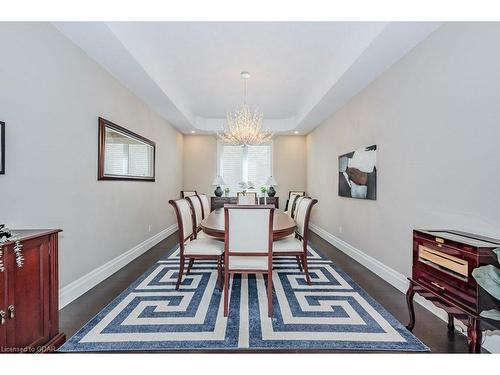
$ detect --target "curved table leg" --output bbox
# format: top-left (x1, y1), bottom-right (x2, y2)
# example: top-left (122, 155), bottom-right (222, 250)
top-left (447, 313), bottom-right (455, 333)
top-left (467, 317), bottom-right (482, 353)
top-left (406, 281), bottom-right (416, 331)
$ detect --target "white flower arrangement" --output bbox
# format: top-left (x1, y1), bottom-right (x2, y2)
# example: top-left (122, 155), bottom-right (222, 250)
top-left (0, 225), bottom-right (24, 270)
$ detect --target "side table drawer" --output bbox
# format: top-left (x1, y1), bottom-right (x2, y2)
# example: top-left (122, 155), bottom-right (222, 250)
top-left (413, 265), bottom-right (476, 312)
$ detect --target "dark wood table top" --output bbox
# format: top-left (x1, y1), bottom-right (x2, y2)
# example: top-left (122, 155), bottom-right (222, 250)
top-left (200, 208), bottom-right (296, 240)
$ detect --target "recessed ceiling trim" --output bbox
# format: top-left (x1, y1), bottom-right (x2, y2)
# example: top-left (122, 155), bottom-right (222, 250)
top-left (53, 21), bottom-right (442, 135)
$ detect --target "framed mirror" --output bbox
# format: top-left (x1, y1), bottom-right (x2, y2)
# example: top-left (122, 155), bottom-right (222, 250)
top-left (98, 117), bottom-right (155, 181)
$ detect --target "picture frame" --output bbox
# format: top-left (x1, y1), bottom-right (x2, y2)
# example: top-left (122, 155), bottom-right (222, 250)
top-left (338, 145), bottom-right (377, 200)
top-left (0, 121), bottom-right (5, 175)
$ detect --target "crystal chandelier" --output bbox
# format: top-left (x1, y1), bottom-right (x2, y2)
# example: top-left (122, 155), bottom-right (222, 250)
top-left (217, 71), bottom-right (273, 146)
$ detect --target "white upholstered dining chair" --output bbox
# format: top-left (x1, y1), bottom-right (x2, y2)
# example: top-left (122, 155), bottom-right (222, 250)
top-left (273, 197), bottom-right (318, 285)
top-left (181, 190), bottom-right (197, 198)
top-left (169, 198), bottom-right (224, 290)
top-left (223, 205), bottom-right (275, 317)
top-left (291, 196), bottom-right (305, 219)
top-left (186, 195), bottom-right (203, 233)
top-left (237, 191), bottom-right (257, 205)
top-left (285, 190), bottom-right (306, 213)
top-left (198, 194), bottom-right (211, 218)
top-left (284, 194), bottom-right (300, 217)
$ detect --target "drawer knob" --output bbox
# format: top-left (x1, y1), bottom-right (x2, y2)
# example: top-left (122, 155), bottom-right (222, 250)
top-left (0, 310), bottom-right (5, 325)
top-left (8, 305), bottom-right (14, 319)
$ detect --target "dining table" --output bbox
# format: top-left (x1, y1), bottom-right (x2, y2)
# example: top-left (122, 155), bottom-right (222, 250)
top-left (200, 207), bottom-right (296, 240)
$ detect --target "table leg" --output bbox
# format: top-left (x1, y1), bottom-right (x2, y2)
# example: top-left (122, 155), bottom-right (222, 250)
top-left (406, 281), bottom-right (416, 331)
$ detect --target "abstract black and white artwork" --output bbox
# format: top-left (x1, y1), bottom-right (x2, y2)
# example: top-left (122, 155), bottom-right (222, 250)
top-left (338, 145), bottom-right (377, 200)
top-left (0, 121), bottom-right (4, 175)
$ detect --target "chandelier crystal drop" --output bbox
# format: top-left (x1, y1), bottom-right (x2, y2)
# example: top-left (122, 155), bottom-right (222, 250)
top-left (217, 72), bottom-right (273, 146)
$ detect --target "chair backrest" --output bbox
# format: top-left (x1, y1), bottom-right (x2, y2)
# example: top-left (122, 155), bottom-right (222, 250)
top-left (169, 199), bottom-right (194, 242)
top-left (294, 197), bottom-right (318, 239)
top-left (186, 195), bottom-right (203, 230)
top-left (181, 190), bottom-right (197, 198)
top-left (291, 196), bottom-right (305, 218)
top-left (224, 205), bottom-right (274, 271)
top-left (285, 194), bottom-right (300, 216)
top-left (237, 192), bottom-right (257, 205)
top-left (288, 190), bottom-right (306, 200)
top-left (285, 190), bottom-right (306, 212)
top-left (198, 194), bottom-right (211, 218)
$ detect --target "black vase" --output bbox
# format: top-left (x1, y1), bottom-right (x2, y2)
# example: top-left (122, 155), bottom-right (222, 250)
top-left (267, 186), bottom-right (276, 197)
top-left (214, 186), bottom-right (223, 197)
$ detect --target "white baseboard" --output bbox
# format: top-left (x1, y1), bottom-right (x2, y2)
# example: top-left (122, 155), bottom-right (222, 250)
top-left (309, 222), bottom-right (500, 353)
top-left (59, 224), bottom-right (178, 309)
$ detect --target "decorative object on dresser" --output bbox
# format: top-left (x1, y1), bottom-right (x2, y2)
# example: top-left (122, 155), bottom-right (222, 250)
top-left (259, 185), bottom-right (268, 204)
top-left (0, 121), bottom-right (5, 175)
top-left (212, 175), bottom-right (226, 197)
top-left (406, 230), bottom-right (500, 353)
top-left (98, 117), bottom-right (156, 181)
top-left (266, 176), bottom-right (277, 197)
top-left (0, 229), bottom-right (65, 352)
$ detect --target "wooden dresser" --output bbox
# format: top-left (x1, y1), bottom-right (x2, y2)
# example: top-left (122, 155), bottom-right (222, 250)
top-left (0, 230), bottom-right (65, 353)
top-left (210, 196), bottom-right (279, 210)
top-left (406, 230), bottom-right (500, 353)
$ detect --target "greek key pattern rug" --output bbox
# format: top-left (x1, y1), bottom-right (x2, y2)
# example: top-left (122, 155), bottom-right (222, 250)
top-left (59, 245), bottom-right (428, 352)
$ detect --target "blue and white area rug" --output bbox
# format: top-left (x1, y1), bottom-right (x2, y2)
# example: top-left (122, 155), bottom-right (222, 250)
top-left (59, 245), bottom-right (428, 352)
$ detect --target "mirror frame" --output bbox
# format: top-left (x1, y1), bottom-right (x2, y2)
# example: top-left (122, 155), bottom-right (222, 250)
top-left (98, 117), bottom-right (156, 181)
top-left (0, 121), bottom-right (5, 175)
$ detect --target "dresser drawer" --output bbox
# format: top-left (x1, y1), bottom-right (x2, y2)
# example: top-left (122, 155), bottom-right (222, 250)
top-left (413, 264), bottom-right (477, 312)
top-left (417, 244), bottom-right (469, 281)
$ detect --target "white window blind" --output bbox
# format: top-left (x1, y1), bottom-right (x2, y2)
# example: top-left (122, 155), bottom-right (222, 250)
top-left (104, 128), bottom-right (154, 177)
top-left (219, 143), bottom-right (272, 195)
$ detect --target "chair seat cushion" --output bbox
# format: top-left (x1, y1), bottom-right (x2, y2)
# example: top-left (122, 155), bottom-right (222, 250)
top-left (196, 231), bottom-right (222, 241)
top-left (273, 236), bottom-right (303, 252)
top-left (184, 238), bottom-right (224, 256)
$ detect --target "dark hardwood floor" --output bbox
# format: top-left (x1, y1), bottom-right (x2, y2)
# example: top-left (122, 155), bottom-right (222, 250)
top-left (60, 231), bottom-right (479, 353)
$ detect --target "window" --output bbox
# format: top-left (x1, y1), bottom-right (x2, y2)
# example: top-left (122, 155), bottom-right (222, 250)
top-left (218, 143), bottom-right (272, 194)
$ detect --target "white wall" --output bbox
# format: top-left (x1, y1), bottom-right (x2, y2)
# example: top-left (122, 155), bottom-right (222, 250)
top-left (307, 22), bottom-right (500, 276)
top-left (183, 135), bottom-right (218, 197)
top-left (183, 134), bottom-right (307, 209)
top-left (273, 135), bottom-right (307, 205)
top-left (0, 22), bottom-right (183, 289)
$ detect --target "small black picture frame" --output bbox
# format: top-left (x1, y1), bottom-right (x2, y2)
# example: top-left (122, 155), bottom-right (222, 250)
top-left (0, 121), bottom-right (5, 175)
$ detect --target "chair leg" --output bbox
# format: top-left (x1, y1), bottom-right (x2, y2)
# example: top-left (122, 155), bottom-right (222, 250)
top-left (217, 256), bottom-right (223, 292)
top-left (176, 254), bottom-right (185, 290)
top-left (302, 251), bottom-right (311, 285)
top-left (187, 258), bottom-right (194, 274)
top-left (295, 255), bottom-right (303, 272)
top-left (223, 271), bottom-right (230, 317)
top-left (267, 271), bottom-right (273, 317)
